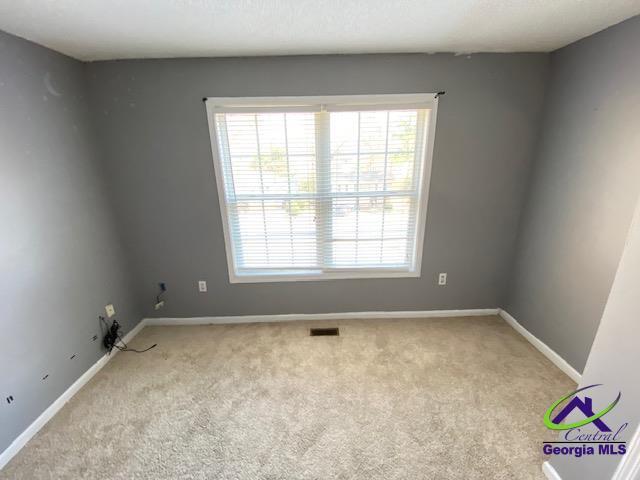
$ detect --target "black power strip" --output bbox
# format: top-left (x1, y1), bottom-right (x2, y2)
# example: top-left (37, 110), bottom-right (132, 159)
top-left (100, 317), bottom-right (157, 354)
top-left (103, 318), bottom-right (121, 352)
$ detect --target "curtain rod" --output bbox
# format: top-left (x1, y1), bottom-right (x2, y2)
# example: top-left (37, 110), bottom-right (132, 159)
top-left (203, 91), bottom-right (446, 103)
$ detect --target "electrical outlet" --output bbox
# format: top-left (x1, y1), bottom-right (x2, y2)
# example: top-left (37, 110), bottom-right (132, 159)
top-left (438, 273), bottom-right (447, 286)
top-left (198, 280), bottom-right (207, 293)
top-left (105, 304), bottom-right (115, 318)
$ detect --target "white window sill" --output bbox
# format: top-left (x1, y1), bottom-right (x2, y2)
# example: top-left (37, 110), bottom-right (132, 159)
top-left (229, 269), bottom-right (421, 284)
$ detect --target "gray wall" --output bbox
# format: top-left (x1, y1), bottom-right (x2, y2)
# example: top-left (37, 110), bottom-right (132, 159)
top-left (506, 16), bottom-right (640, 373)
top-left (551, 193), bottom-right (640, 479)
top-left (0, 31), bottom-right (142, 453)
top-left (85, 53), bottom-right (549, 318)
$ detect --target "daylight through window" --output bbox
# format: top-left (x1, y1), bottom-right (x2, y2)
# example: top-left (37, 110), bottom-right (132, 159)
top-left (205, 95), bottom-right (438, 282)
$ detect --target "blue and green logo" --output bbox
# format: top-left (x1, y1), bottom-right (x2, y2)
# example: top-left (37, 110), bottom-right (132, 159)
top-left (542, 384), bottom-right (627, 458)
top-left (544, 384), bottom-right (621, 432)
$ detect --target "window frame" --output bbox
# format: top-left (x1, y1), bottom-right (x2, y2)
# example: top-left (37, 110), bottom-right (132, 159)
top-left (204, 94), bottom-right (439, 283)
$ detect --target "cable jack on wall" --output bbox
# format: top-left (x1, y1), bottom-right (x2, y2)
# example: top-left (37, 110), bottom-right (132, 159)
top-left (154, 282), bottom-right (167, 310)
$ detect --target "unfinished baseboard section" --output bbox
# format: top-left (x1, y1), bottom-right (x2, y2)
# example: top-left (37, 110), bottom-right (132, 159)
top-left (145, 308), bottom-right (501, 326)
top-left (499, 309), bottom-right (581, 383)
top-left (0, 320), bottom-right (146, 471)
top-left (543, 461), bottom-right (562, 480)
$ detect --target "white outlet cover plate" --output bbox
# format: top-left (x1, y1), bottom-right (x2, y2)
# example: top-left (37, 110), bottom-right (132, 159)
top-left (105, 304), bottom-right (116, 317)
top-left (198, 281), bottom-right (207, 292)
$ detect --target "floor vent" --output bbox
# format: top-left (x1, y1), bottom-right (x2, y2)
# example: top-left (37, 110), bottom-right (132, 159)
top-left (310, 327), bottom-right (339, 336)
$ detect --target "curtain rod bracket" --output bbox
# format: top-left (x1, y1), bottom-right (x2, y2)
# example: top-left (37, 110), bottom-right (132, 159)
top-left (435, 91), bottom-right (446, 98)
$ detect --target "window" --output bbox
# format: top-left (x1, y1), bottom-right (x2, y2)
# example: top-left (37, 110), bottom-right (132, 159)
top-left (205, 94), bottom-right (438, 283)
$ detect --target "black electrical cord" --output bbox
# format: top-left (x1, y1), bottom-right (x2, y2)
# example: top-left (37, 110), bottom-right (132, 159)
top-left (100, 316), bottom-right (157, 354)
top-left (114, 335), bottom-right (157, 353)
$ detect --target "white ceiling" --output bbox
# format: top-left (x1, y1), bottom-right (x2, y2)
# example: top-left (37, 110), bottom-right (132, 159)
top-left (0, 0), bottom-right (639, 61)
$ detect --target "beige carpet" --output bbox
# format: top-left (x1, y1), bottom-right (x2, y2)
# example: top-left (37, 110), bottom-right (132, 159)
top-left (1, 316), bottom-right (574, 479)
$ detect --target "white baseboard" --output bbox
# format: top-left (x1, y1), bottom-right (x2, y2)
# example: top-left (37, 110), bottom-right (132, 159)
top-left (499, 309), bottom-right (581, 383)
top-left (0, 308), bottom-right (497, 470)
top-left (543, 461), bottom-right (562, 480)
top-left (0, 320), bottom-right (146, 470)
top-left (613, 423), bottom-right (640, 480)
top-left (145, 308), bottom-right (500, 326)
top-left (3, 307), bottom-right (575, 473)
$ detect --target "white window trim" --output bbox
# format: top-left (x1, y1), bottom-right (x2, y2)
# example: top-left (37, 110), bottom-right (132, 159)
top-left (204, 93), bottom-right (439, 284)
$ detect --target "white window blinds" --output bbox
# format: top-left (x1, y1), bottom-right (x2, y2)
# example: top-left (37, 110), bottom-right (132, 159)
top-left (206, 95), bottom-right (437, 282)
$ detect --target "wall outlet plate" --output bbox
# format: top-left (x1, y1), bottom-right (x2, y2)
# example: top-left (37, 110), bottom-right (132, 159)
top-left (105, 304), bottom-right (116, 317)
top-left (154, 300), bottom-right (165, 310)
top-left (438, 273), bottom-right (447, 286)
top-left (198, 280), bottom-right (207, 292)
